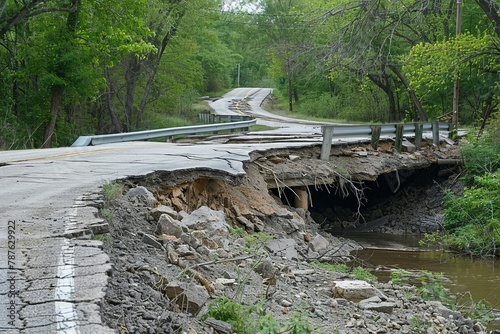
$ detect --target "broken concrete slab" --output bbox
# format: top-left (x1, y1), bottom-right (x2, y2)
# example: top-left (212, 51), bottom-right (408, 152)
top-left (266, 238), bottom-right (298, 260)
top-left (332, 280), bottom-right (377, 300)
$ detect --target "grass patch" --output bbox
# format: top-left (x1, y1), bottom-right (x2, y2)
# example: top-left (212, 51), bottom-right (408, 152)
top-left (93, 233), bottom-right (113, 244)
top-left (351, 267), bottom-right (377, 282)
top-left (102, 181), bottom-right (124, 203)
top-left (249, 124), bottom-right (278, 132)
top-left (309, 261), bottom-right (377, 282)
top-left (100, 207), bottom-right (114, 223)
top-left (310, 261), bottom-right (349, 273)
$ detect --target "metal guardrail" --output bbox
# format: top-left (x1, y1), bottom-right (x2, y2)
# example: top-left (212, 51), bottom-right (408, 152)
top-left (320, 121), bottom-right (451, 160)
top-left (199, 111), bottom-right (253, 124)
top-left (71, 119), bottom-right (256, 147)
top-left (320, 122), bottom-right (449, 138)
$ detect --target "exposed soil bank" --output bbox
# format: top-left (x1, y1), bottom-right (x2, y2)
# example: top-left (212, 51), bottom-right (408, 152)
top-left (97, 140), bottom-right (499, 333)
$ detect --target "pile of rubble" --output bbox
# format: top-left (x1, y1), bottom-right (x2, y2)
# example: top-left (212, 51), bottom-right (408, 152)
top-left (99, 184), bottom-right (495, 334)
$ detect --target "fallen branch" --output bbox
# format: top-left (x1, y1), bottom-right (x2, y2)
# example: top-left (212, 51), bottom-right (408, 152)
top-left (178, 259), bottom-right (216, 295)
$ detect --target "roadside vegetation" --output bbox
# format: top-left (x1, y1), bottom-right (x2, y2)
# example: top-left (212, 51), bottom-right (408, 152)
top-left (1, 0), bottom-right (499, 149)
top-left (94, 181), bottom-right (124, 242)
top-left (201, 296), bottom-right (314, 334)
top-left (441, 114), bottom-right (500, 258)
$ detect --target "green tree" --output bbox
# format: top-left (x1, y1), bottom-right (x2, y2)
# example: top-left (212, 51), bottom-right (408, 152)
top-left (404, 33), bottom-right (500, 121)
top-left (0, 0), bottom-right (156, 147)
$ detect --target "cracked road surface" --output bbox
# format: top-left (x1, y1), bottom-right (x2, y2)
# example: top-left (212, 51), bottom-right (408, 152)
top-left (1, 87), bottom-right (441, 333)
top-left (209, 87), bottom-right (336, 135)
top-left (0, 140), bottom-right (316, 333)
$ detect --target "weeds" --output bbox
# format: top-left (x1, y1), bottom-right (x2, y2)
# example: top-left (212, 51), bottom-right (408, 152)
top-left (100, 181), bottom-right (123, 224)
top-left (201, 296), bottom-right (315, 334)
top-left (309, 261), bottom-right (377, 282)
top-left (310, 261), bottom-right (349, 273)
top-left (244, 232), bottom-right (273, 252)
top-left (352, 267), bottom-right (377, 282)
top-left (391, 270), bottom-right (453, 305)
top-left (390, 269), bottom-right (411, 286)
top-left (102, 181), bottom-right (124, 203)
top-left (410, 316), bottom-right (431, 333)
top-left (456, 292), bottom-right (496, 324)
top-left (100, 207), bottom-right (114, 223)
top-left (229, 226), bottom-right (244, 237)
top-left (390, 269), bottom-right (496, 327)
top-left (93, 233), bottom-right (113, 244)
top-left (416, 271), bottom-right (451, 303)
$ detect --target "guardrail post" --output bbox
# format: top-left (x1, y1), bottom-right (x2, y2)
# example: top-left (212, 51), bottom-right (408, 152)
top-left (320, 126), bottom-right (335, 161)
top-left (432, 122), bottom-right (439, 145)
top-left (395, 124), bottom-right (404, 153)
top-left (414, 122), bottom-right (423, 149)
top-left (447, 122), bottom-right (455, 139)
top-left (371, 125), bottom-right (381, 150)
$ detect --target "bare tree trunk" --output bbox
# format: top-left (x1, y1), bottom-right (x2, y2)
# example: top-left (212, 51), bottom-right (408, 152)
top-left (124, 56), bottom-right (140, 132)
top-left (135, 10), bottom-right (184, 130)
top-left (42, 86), bottom-right (63, 148)
top-left (288, 74), bottom-right (293, 112)
top-left (135, 28), bottom-right (178, 129)
top-left (389, 64), bottom-right (428, 121)
top-left (368, 72), bottom-right (398, 122)
top-left (104, 66), bottom-right (122, 133)
top-left (41, 0), bottom-right (79, 148)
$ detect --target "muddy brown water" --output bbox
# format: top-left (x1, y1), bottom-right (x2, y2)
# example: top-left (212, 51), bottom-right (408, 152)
top-left (346, 233), bottom-right (500, 308)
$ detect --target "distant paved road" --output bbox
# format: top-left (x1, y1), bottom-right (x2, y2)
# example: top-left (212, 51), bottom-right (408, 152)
top-left (209, 87), bottom-right (334, 135)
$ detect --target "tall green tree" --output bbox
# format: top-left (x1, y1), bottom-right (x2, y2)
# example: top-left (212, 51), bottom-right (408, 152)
top-left (403, 1), bottom-right (500, 122)
top-left (0, 0), bottom-right (156, 147)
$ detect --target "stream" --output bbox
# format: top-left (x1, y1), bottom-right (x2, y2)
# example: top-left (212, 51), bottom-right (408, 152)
top-left (347, 233), bottom-right (500, 309)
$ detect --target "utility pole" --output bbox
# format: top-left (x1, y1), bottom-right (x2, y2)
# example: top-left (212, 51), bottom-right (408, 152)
top-left (452, 0), bottom-right (462, 136)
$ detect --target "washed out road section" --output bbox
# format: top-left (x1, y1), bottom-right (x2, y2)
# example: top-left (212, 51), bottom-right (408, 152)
top-left (0, 140), bottom-right (315, 333)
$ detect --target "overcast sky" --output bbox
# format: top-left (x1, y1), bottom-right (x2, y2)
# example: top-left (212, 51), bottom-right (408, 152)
top-left (222, 0), bottom-right (263, 13)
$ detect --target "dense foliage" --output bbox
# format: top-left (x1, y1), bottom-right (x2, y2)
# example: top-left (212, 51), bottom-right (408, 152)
top-left (443, 115), bottom-right (500, 257)
top-left (1, 0), bottom-right (500, 148)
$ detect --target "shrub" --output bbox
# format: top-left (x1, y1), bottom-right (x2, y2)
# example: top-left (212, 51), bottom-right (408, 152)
top-left (416, 271), bottom-right (452, 303)
top-left (443, 171), bottom-right (500, 257)
top-left (443, 113), bottom-right (499, 257)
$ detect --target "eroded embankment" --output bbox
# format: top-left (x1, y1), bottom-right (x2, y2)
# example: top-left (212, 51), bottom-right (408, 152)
top-left (96, 139), bottom-right (494, 334)
top-left (123, 138), bottom-right (461, 236)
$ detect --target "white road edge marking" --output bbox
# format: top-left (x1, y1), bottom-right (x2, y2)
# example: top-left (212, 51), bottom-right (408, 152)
top-left (54, 208), bottom-right (79, 334)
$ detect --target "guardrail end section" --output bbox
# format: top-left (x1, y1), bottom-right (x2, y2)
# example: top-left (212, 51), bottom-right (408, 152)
top-left (71, 136), bottom-right (92, 147)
